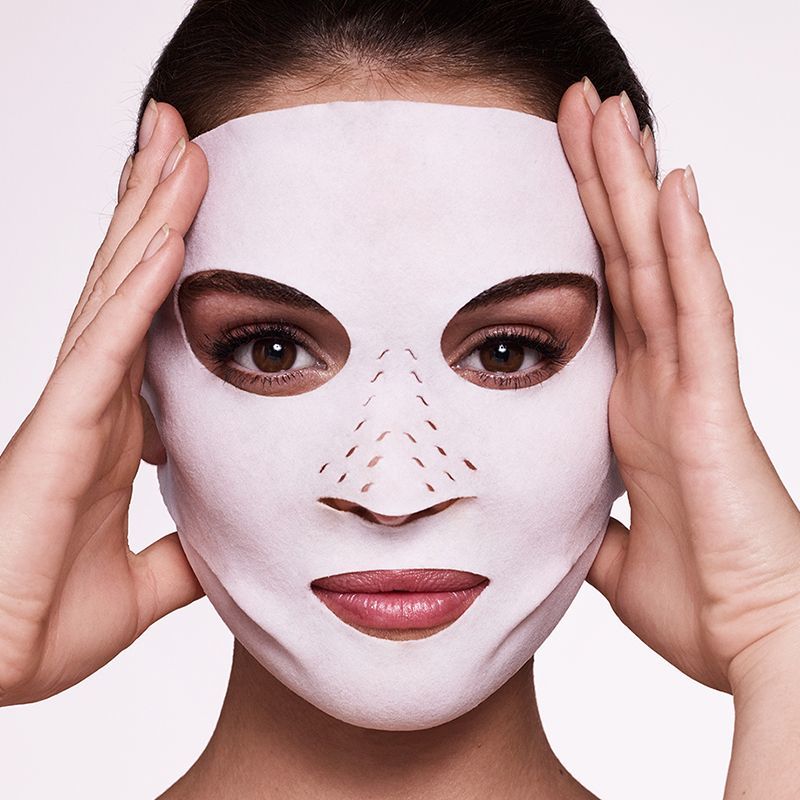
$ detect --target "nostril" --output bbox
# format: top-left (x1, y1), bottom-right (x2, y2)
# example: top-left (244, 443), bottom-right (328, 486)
top-left (318, 496), bottom-right (464, 526)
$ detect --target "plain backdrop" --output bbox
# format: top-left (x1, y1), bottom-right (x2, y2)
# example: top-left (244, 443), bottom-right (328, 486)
top-left (1, 2), bottom-right (798, 798)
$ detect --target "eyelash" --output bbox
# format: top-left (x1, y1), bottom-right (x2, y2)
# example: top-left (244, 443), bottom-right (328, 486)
top-left (204, 322), bottom-right (569, 392)
top-left (452, 325), bottom-right (570, 390)
top-left (204, 321), bottom-right (324, 391)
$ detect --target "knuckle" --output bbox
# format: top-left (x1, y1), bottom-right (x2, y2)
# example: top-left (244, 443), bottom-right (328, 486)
top-left (137, 202), bottom-right (163, 229)
top-left (74, 323), bottom-right (125, 373)
top-left (92, 241), bottom-right (116, 274)
top-left (628, 257), bottom-right (665, 275)
top-left (678, 298), bottom-right (734, 325)
top-left (575, 169), bottom-right (602, 193)
top-left (605, 178), bottom-right (638, 205)
top-left (90, 272), bottom-right (110, 300)
top-left (114, 281), bottom-right (151, 318)
top-left (716, 298), bottom-right (735, 323)
top-left (599, 239), bottom-right (627, 268)
top-left (81, 277), bottom-right (109, 315)
top-left (70, 326), bottom-right (95, 359)
top-left (122, 168), bottom-right (148, 196)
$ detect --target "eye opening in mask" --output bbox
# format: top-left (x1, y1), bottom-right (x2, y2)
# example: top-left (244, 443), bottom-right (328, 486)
top-left (440, 272), bottom-right (599, 391)
top-left (176, 268), bottom-right (599, 396)
top-left (177, 269), bottom-right (352, 397)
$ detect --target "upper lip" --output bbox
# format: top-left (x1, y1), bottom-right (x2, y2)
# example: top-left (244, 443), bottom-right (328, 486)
top-left (310, 568), bottom-right (488, 593)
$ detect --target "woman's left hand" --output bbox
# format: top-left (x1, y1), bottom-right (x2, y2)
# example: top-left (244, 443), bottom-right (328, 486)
top-left (557, 78), bottom-right (800, 695)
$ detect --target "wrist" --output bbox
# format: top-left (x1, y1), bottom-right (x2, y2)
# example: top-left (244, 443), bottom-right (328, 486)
top-left (724, 623), bottom-right (800, 800)
top-left (727, 622), bottom-right (800, 702)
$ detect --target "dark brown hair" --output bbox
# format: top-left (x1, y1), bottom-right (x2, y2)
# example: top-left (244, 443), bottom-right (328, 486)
top-left (135, 0), bottom-right (656, 169)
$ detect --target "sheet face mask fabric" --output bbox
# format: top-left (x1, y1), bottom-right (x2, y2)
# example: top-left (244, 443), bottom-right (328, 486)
top-left (142, 99), bottom-right (625, 731)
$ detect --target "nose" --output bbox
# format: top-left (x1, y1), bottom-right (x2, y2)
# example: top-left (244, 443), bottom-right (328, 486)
top-left (318, 496), bottom-right (464, 527)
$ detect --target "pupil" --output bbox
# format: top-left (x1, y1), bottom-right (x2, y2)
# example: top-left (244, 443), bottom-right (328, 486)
top-left (251, 338), bottom-right (296, 372)
top-left (479, 340), bottom-right (524, 373)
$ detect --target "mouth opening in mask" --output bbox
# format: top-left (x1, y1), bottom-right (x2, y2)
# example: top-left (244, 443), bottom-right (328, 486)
top-left (310, 567), bottom-right (490, 640)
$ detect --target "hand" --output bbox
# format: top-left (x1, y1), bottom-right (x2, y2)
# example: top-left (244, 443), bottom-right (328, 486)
top-left (557, 79), bottom-right (800, 694)
top-left (0, 100), bottom-right (208, 705)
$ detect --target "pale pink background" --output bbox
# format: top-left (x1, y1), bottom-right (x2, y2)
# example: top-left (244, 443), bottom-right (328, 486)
top-left (0, 2), bottom-right (797, 797)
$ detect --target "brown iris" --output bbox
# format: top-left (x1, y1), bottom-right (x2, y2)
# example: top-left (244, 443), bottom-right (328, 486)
top-left (479, 339), bottom-right (526, 372)
top-left (251, 337), bottom-right (297, 372)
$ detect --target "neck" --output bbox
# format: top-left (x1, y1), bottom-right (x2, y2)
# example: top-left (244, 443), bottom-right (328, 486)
top-left (161, 642), bottom-right (594, 800)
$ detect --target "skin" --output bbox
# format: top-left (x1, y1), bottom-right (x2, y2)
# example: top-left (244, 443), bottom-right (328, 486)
top-left (0, 65), bottom-right (798, 798)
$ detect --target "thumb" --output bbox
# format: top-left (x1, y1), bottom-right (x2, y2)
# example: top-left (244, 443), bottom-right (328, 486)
top-left (586, 516), bottom-right (630, 607)
top-left (131, 531), bottom-right (205, 636)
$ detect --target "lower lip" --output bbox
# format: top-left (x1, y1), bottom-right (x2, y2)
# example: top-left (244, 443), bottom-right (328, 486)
top-left (310, 583), bottom-right (488, 631)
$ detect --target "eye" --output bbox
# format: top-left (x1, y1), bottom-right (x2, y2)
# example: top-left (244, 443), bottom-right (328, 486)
top-left (232, 334), bottom-right (317, 373)
top-left (205, 321), bottom-right (330, 395)
top-left (460, 337), bottom-right (546, 374)
top-left (451, 324), bottom-right (569, 390)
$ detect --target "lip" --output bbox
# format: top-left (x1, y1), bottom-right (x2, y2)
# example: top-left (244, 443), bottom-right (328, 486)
top-left (310, 569), bottom-right (489, 634)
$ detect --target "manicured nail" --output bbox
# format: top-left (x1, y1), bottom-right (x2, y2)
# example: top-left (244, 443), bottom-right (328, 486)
top-left (143, 224), bottom-right (170, 261)
top-left (159, 137), bottom-right (186, 183)
top-left (683, 165), bottom-right (699, 211)
top-left (581, 76), bottom-right (602, 115)
top-left (138, 98), bottom-right (158, 151)
top-left (619, 91), bottom-right (640, 143)
top-left (117, 155), bottom-right (134, 202)
top-left (641, 125), bottom-right (657, 175)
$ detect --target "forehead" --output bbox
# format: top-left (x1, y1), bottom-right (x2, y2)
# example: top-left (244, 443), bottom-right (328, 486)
top-left (182, 100), bottom-right (600, 319)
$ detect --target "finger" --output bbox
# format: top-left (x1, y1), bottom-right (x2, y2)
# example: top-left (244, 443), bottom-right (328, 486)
top-left (585, 516), bottom-right (630, 606)
top-left (590, 93), bottom-right (679, 364)
top-left (641, 125), bottom-right (658, 179)
top-left (63, 102), bottom-right (182, 332)
top-left (558, 80), bottom-right (645, 359)
top-left (657, 167), bottom-right (741, 395)
top-left (611, 313), bottom-right (629, 370)
top-left (43, 226), bottom-right (183, 431)
top-left (59, 136), bottom-right (207, 363)
top-left (117, 154), bottom-right (134, 203)
top-left (59, 102), bottom-right (194, 361)
top-left (132, 532), bottom-right (205, 635)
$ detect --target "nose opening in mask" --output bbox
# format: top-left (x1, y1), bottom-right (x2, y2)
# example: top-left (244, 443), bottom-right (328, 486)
top-left (317, 495), bottom-right (471, 527)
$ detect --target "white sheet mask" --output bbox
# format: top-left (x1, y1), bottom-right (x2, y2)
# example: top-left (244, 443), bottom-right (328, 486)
top-left (142, 100), bottom-right (625, 731)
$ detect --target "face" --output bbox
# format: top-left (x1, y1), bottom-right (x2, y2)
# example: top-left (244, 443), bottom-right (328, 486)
top-left (142, 87), bottom-right (624, 730)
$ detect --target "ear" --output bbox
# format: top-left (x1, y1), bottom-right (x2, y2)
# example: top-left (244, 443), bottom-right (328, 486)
top-left (140, 395), bottom-right (167, 465)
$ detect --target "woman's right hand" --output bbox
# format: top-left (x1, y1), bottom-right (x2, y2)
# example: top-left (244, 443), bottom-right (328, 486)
top-left (0, 100), bottom-right (208, 706)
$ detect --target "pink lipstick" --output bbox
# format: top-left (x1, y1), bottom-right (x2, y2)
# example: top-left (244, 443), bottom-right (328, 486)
top-left (310, 568), bottom-right (488, 637)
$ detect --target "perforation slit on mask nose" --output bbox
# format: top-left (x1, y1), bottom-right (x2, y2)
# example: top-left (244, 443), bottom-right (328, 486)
top-left (317, 347), bottom-right (479, 500)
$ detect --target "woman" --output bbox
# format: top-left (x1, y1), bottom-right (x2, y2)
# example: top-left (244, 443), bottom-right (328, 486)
top-left (1, 1), bottom-right (798, 798)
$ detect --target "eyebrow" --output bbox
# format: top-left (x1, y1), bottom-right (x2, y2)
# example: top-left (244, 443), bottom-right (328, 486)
top-left (456, 272), bottom-right (597, 313)
top-left (178, 269), bottom-right (597, 315)
top-left (178, 269), bottom-right (331, 314)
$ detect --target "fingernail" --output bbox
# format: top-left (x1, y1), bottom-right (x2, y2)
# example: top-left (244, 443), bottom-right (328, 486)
top-left (641, 125), bottom-right (657, 175)
top-left (581, 76), bottom-right (602, 115)
top-left (138, 98), bottom-right (159, 151)
top-left (143, 224), bottom-right (170, 261)
top-left (117, 155), bottom-right (134, 202)
top-left (159, 137), bottom-right (186, 183)
top-left (683, 165), bottom-right (700, 211)
top-left (619, 91), bottom-right (640, 143)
